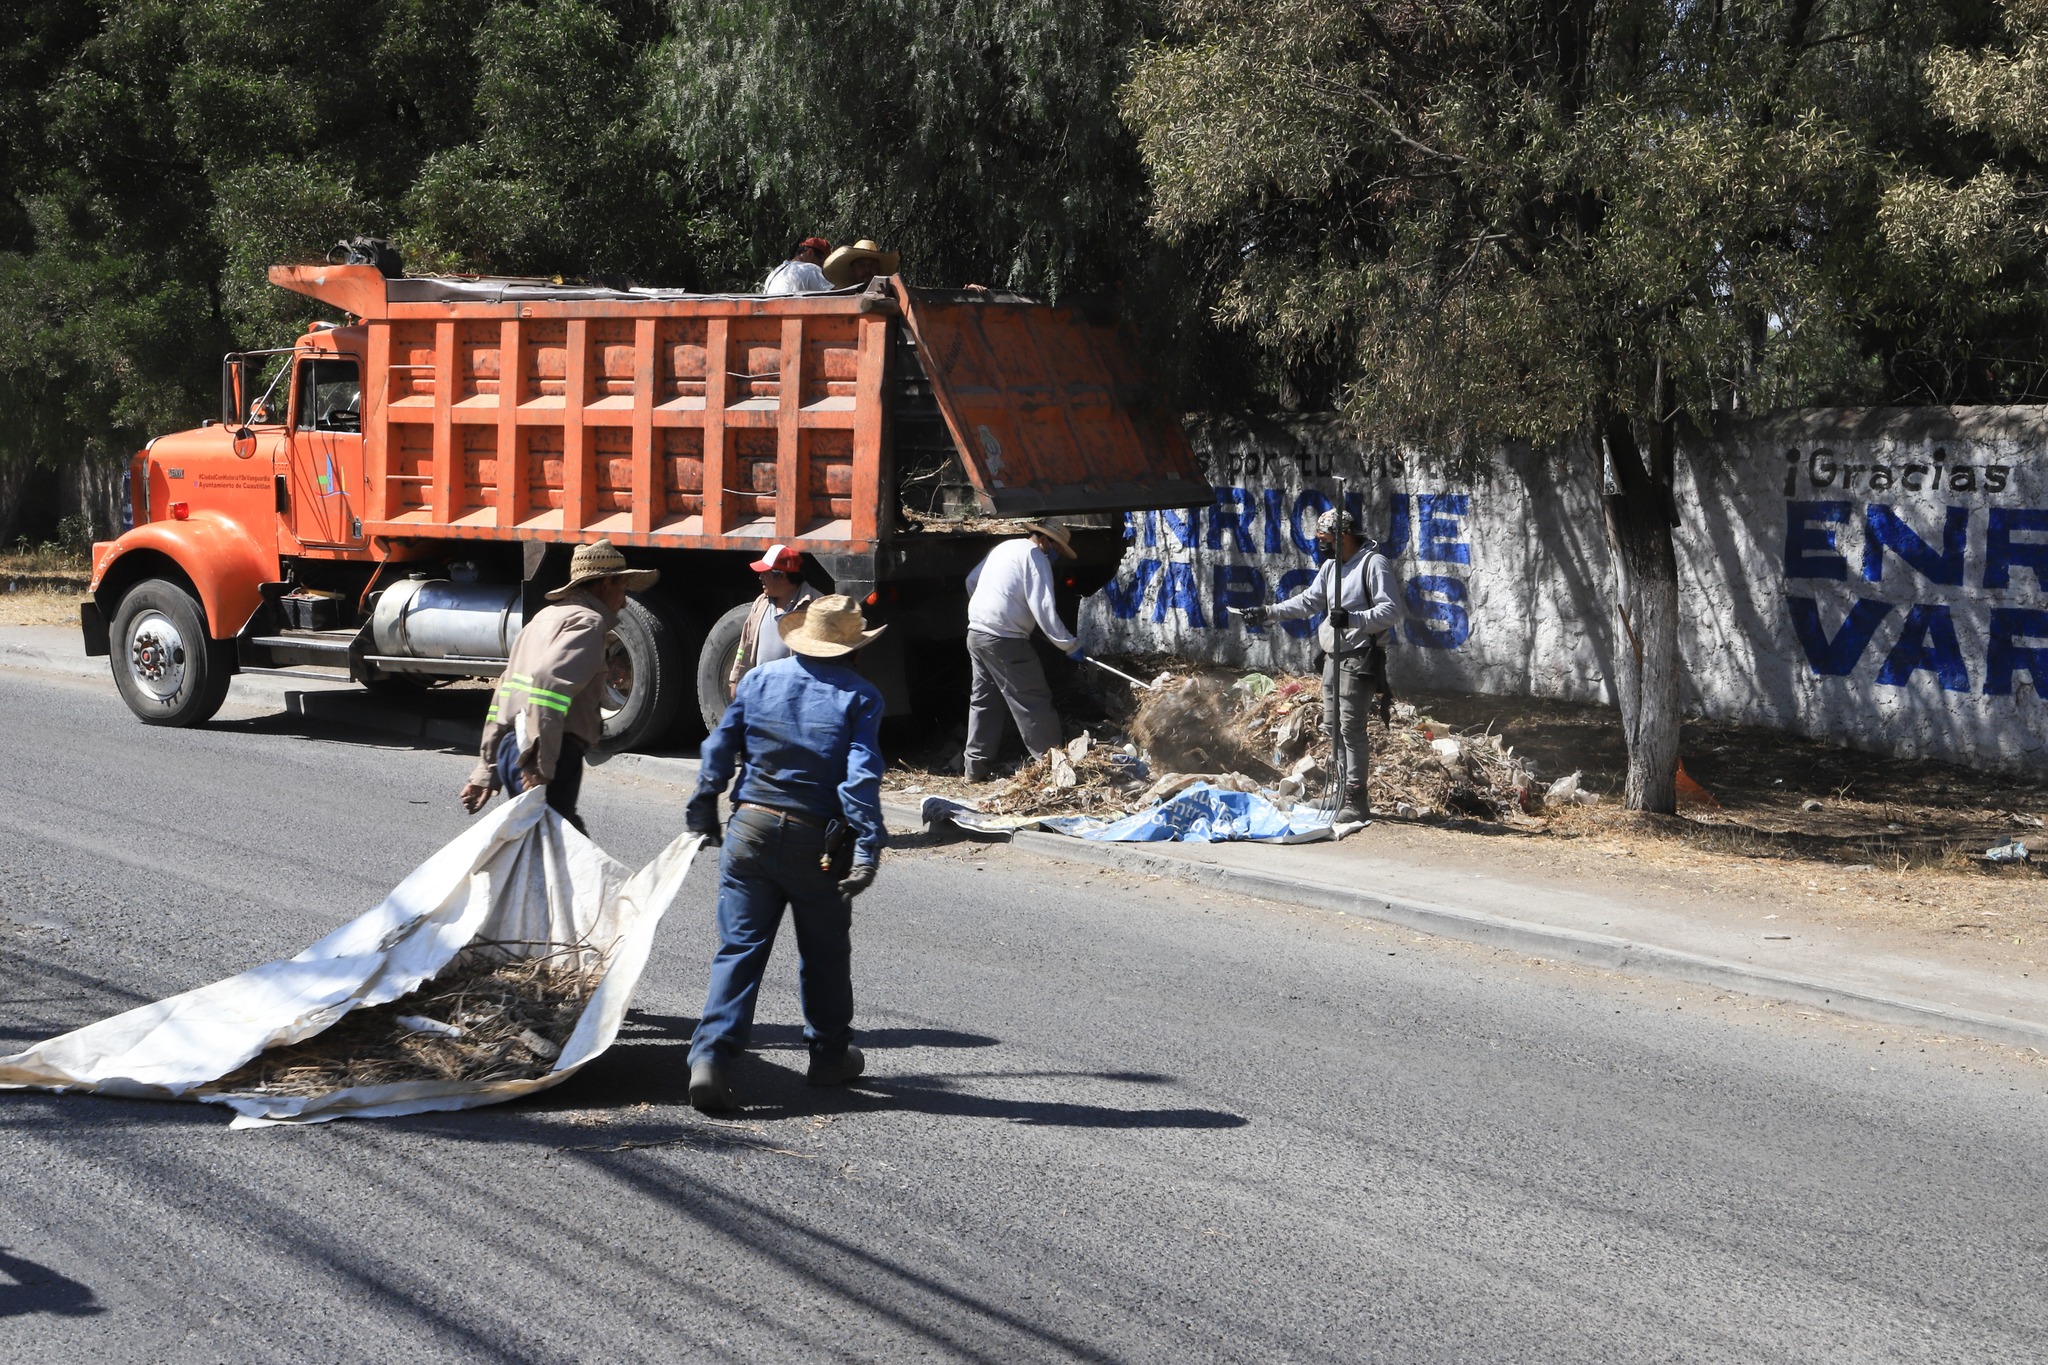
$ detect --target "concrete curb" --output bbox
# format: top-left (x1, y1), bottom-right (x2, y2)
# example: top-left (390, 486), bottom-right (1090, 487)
top-left (282, 689), bottom-right (480, 751)
top-left (995, 830), bottom-right (2048, 1054)
top-left (274, 698), bottom-right (2048, 1054)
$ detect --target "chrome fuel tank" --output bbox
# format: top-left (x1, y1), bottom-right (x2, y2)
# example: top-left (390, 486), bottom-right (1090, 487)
top-left (369, 576), bottom-right (522, 660)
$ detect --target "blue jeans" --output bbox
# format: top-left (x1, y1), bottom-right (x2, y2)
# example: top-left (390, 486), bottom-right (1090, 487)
top-left (688, 806), bottom-right (855, 1067)
top-left (494, 731), bottom-right (587, 833)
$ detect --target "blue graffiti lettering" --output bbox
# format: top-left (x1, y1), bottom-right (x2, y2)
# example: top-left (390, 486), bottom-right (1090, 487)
top-left (1383, 493), bottom-right (1411, 555)
top-left (1261, 489), bottom-right (1285, 553)
top-left (1403, 575), bottom-right (1471, 649)
top-left (1985, 507), bottom-right (2048, 590)
top-left (1862, 504), bottom-right (1967, 586)
top-left (1275, 567), bottom-right (1320, 639)
top-left (1290, 490), bottom-right (1330, 555)
top-left (1784, 501), bottom-right (1852, 580)
top-left (1415, 494), bottom-right (1472, 564)
top-left (1104, 558), bottom-right (1160, 619)
top-left (1986, 607), bottom-right (2048, 697)
top-left (1212, 563), bottom-right (1265, 627)
top-left (1159, 507), bottom-right (1199, 550)
top-left (1207, 487), bottom-right (1257, 552)
top-left (1152, 560), bottom-right (1206, 626)
top-left (1786, 596), bottom-right (1892, 675)
top-left (1876, 603), bottom-right (1971, 691)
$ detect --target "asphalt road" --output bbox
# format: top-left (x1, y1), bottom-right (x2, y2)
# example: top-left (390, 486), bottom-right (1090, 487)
top-left (3, 664), bottom-right (2046, 1363)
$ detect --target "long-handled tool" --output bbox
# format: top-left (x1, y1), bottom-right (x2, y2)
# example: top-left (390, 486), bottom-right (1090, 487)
top-left (1326, 474), bottom-right (1350, 813)
top-left (1082, 656), bottom-right (1157, 691)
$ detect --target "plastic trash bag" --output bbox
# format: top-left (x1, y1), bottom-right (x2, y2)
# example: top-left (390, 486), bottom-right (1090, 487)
top-left (0, 789), bottom-right (701, 1127)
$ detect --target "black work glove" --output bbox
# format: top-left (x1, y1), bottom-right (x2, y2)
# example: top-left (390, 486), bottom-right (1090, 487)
top-left (838, 863), bottom-right (876, 899)
top-left (1328, 606), bottom-right (1351, 630)
top-left (1240, 605), bottom-right (1269, 627)
top-left (685, 794), bottom-right (723, 847)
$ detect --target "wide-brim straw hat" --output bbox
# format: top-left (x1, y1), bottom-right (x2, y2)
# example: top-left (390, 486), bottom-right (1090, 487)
top-left (777, 593), bottom-right (888, 657)
top-left (822, 239), bottom-right (901, 287)
top-left (1022, 520), bottom-right (1076, 559)
top-left (547, 538), bottom-right (661, 600)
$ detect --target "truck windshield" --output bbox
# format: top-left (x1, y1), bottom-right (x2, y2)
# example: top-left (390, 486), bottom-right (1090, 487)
top-left (296, 359), bottom-right (361, 433)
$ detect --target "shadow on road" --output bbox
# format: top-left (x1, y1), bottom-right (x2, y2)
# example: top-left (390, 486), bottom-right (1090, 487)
top-left (0, 1247), bottom-right (102, 1319)
top-left (515, 1012), bottom-right (1246, 1132)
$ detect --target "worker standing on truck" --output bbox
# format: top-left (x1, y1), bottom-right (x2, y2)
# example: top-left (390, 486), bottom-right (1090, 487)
top-left (1240, 508), bottom-right (1401, 823)
top-left (728, 543), bottom-right (821, 693)
top-left (961, 521), bottom-right (1084, 782)
top-left (683, 595), bottom-right (888, 1113)
top-left (458, 540), bottom-right (658, 832)
top-left (762, 237), bottom-right (833, 295)
top-left (821, 239), bottom-right (901, 289)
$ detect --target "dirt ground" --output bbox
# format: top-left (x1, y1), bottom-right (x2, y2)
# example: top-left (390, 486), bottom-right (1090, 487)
top-left (0, 553), bottom-right (89, 628)
top-left (883, 657), bottom-right (2047, 952)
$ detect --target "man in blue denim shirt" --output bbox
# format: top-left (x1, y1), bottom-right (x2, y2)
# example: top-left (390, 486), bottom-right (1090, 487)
top-left (684, 594), bottom-right (887, 1112)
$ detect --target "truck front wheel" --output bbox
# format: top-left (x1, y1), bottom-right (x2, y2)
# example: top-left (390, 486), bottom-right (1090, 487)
top-left (109, 579), bottom-right (235, 726)
top-left (696, 602), bottom-right (753, 732)
top-left (597, 596), bottom-right (684, 752)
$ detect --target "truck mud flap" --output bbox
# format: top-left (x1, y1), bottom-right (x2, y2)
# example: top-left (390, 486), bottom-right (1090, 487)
top-left (79, 600), bottom-right (110, 657)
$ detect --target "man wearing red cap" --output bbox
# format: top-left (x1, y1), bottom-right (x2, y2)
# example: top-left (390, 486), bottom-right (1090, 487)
top-left (730, 543), bottom-right (820, 694)
top-left (762, 237), bottom-right (833, 295)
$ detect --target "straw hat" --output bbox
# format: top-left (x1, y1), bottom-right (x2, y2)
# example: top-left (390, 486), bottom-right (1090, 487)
top-left (822, 239), bottom-right (901, 287)
top-left (1022, 520), bottom-right (1076, 559)
top-left (776, 594), bottom-right (887, 657)
top-left (547, 539), bottom-right (661, 600)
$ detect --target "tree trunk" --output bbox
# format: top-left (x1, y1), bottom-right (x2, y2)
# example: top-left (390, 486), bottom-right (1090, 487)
top-left (1599, 402), bottom-right (1681, 815)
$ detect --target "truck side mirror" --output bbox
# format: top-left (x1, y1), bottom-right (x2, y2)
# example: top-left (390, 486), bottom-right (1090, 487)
top-left (233, 427), bottom-right (257, 459)
top-left (222, 355), bottom-right (247, 426)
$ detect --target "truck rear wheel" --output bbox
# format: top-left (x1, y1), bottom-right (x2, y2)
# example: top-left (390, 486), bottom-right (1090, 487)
top-left (110, 579), bottom-right (235, 726)
top-left (597, 595), bottom-right (684, 752)
top-left (696, 602), bottom-right (753, 732)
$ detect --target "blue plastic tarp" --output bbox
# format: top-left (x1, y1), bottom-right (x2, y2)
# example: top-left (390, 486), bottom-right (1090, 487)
top-left (921, 783), bottom-right (1363, 844)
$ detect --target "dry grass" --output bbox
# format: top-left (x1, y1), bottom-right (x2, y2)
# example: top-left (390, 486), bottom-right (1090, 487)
top-left (200, 942), bottom-right (600, 1098)
top-left (0, 587), bottom-right (86, 627)
top-left (1, 550), bottom-right (90, 627)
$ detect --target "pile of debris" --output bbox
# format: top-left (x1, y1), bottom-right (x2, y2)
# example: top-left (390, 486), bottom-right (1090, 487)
top-left (980, 733), bottom-right (1150, 817)
top-left (200, 942), bottom-right (598, 1097)
top-left (1129, 674), bottom-right (1279, 779)
top-left (962, 660), bottom-right (1559, 829)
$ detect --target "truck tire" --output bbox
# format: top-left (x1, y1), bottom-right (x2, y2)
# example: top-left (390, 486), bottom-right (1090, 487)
top-left (597, 595), bottom-right (684, 753)
top-left (109, 578), bottom-right (235, 726)
top-left (696, 601), bottom-right (754, 732)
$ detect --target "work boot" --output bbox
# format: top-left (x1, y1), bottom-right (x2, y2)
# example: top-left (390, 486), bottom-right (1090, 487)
top-left (688, 1057), bottom-right (734, 1113)
top-left (1335, 784), bottom-right (1369, 824)
top-left (806, 1044), bottom-right (865, 1087)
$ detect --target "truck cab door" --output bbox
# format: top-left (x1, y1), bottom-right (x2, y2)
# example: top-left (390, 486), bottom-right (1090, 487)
top-left (286, 356), bottom-right (366, 549)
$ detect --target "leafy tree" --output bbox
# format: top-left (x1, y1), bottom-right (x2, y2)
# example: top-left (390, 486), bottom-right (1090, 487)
top-left (1880, 0), bottom-right (2048, 402)
top-left (657, 0), bottom-right (1153, 296)
top-left (1124, 0), bottom-right (1950, 812)
top-left (0, 0), bottom-right (727, 541)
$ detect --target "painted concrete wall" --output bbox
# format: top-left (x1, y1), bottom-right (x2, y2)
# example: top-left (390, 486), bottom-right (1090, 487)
top-left (1077, 410), bottom-right (2047, 772)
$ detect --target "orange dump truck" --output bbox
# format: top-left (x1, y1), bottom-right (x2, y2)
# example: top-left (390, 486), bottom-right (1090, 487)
top-left (82, 263), bottom-right (1208, 748)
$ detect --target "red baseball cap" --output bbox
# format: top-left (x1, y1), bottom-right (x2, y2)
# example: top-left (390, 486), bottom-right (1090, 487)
top-left (749, 543), bottom-right (802, 573)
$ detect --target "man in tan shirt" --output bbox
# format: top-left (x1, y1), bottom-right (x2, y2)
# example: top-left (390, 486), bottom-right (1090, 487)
top-left (458, 540), bottom-right (658, 832)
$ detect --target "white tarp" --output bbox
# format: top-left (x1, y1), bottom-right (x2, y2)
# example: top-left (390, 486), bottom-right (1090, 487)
top-left (0, 789), bottom-right (702, 1127)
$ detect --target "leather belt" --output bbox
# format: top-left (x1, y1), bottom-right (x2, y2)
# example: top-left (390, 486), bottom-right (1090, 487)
top-left (735, 801), bottom-right (826, 829)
